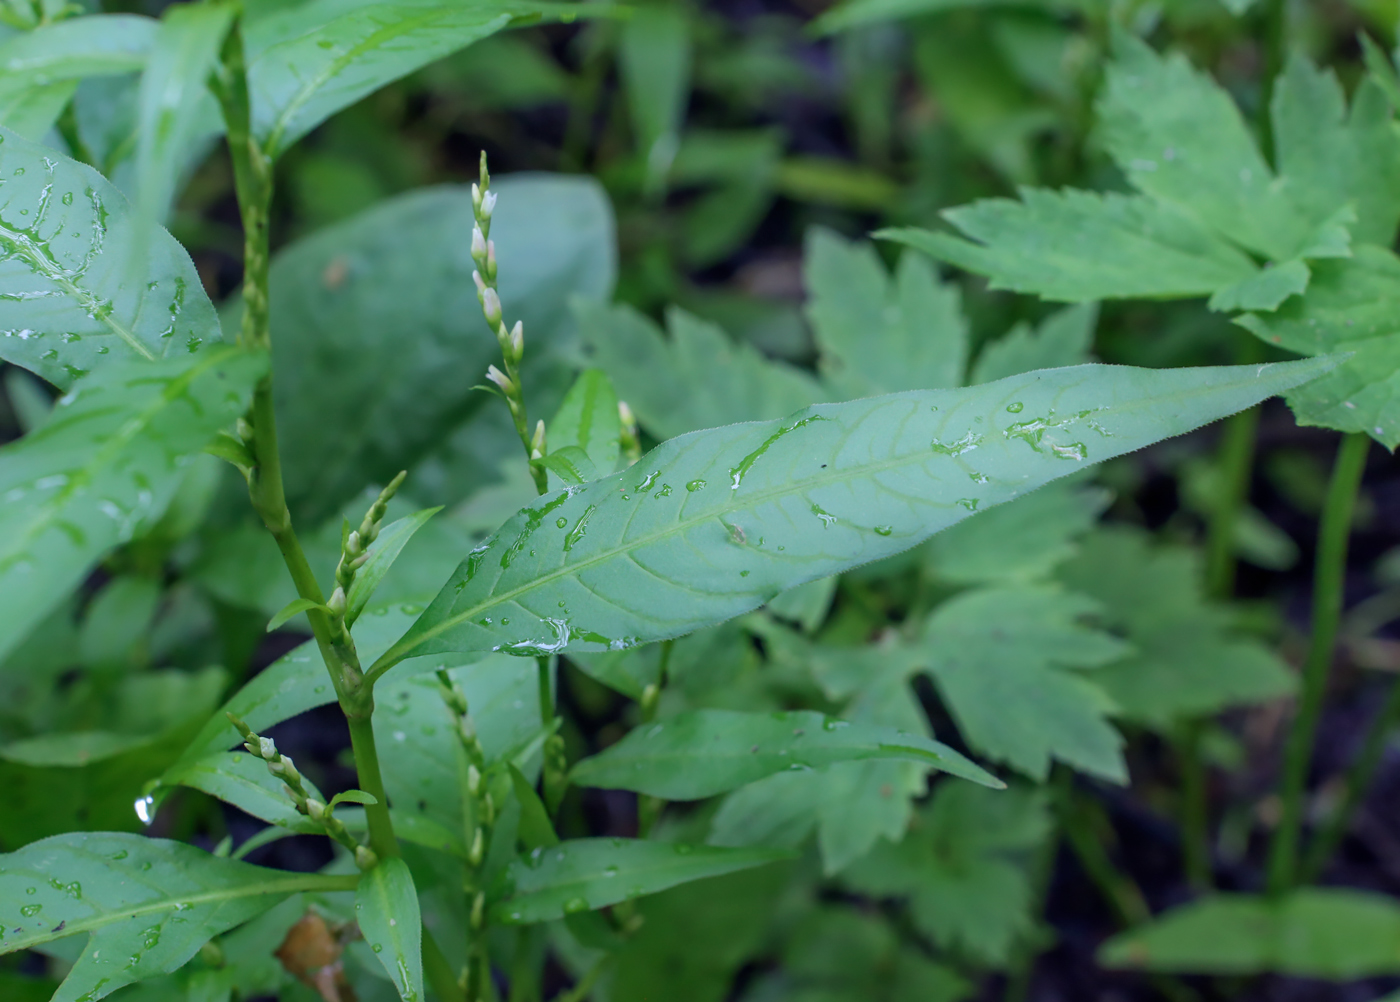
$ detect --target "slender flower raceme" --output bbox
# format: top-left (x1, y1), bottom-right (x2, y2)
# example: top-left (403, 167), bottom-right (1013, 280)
top-left (327, 471), bottom-right (406, 646)
top-left (471, 152), bottom-right (547, 494)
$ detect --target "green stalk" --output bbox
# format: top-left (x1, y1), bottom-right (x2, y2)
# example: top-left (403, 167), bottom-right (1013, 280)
top-left (1053, 777), bottom-right (1148, 927)
top-left (1205, 403), bottom-right (1261, 599)
top-left (1300, 674), bottom-right (1400, 883)
top-left (1267, 431), bottom-right (1369, 895)
top-left (424, 928), bottom-right (467, 1002)
top-left (346, 713), bottom-right (399, 859)
top-left (1175, 719), bottom-right (1212, 892)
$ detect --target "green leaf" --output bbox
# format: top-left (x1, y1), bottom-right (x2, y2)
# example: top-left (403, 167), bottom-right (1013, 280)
top-left (0, 15), bottom-right (156, 138)
top-left (356, 857), bottom-right (424, 1002)
top-left (374, 357), bottom-right (1334, 674)
top-left (1206, 258), bottom-right (1311, 312)
top-left (329, 789), bottom-right (378, 808)
top-left (547, 368), bottom-right (620, 485)
top-left (916, 587), bottom-right (1129, 781)
top-left (1236, 246), bottom-right (1400, 448)
top-left (0, 347), bottom-right (266, 665)
top-left (619, 4), bottom-right (691, 186)
top-left (766, 574), bottom-right (837, 632)
top-left (346, 507), bottom-right (443, 626)
top-left (970, 303), bottom-right (1097, 385)
top-left (1056, 527), bottom-right (1294, 727)
top-left (246, 1), bottom-right (551, 159)
top-left (879, 190), bottom-right (1258, 303)
top-left (804, 227), bottom-right (967, 396)
top-left (810, 0), bottom-right (1017, 36)
top-left (1099, 889), bottom-right (1400, 978)
top-left (1098, 33), bottom-right (1336, 263)
top-left (0, 125), bottom-right (224, 384)
top-left (539, 446), bottom-right (598, 487)
top-left (509, 763), bottom-right (559, 850)
top-left (135, 2), bottom-right (234, 226)
top-left (266, 597), bottom-right (326, 632)
top-left (924, 479), bottom-right (1107, 585)
top-left (263, 176), bottom-right (615, 524)
top-left (845, 784), bottom-right (1049, 966)
top-left (0, 832), bottom-right (357, 1002)
top-left (490, 838), bottom-right (792, 924)
top-left (571, 708), bottom-right (998, 800)
top-left (1272, 56), bottom-right (1400, 247)
top-left (160, 751), bottom-right (324, 834)
top-left (578, 301), bottom-right (823, 441)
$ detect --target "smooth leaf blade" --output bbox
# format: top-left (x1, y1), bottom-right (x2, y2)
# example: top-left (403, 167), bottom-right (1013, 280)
top-left (490, 838), bottom-right (792, 925)
top-left (547, 368), bottom-right (620, 483)
top-left (0, 125), bottom-right (224, 384)
top-left (0, 832), bottom-right (356, 1002)
top-left (266, 597), bottom-right (326, 632)
top-left (570, 709), bottom-right (999, 799)
top-left (356, 858), bottom-right (424, 1002)
top-left (0, 14), bottom-right (157, 78)
top-left (376, 357), bottom-right (1335, 671)
top-left (0, 347), bottom-right (266, 665)
top-left (345, 507), bottom-right (443, 626)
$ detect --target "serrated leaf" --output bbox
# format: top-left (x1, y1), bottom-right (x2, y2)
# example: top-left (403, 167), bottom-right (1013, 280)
top-left (916, 587), bottom-right (1129, 781)
top-left (970, 302), bottom-right (1097, 385)
top-left (571, 708), bottom-right (998, 800)
top-left (246, 1), bottom-right (556, 159)
top-left (579, 301), bottom-right (823, 441)
top-left (1099, 889), bottom-right (1400, 978)
top-left (0, 125), bottom-right (224, 384)
top-left (0, 347), bottom-right (265, 665)
top-left (373, 357), bottom-right (1334, 674)
top-left (262, 176), bottom-right (614, 524)
top-left (804, 227), bottom-right (967, 396)
top-left (135, 2), bottom-right (234, 227)
top-left (1056, 527), bottom-right (1294, 727)
top-left (356, 857), bottom-right (423, 1002)
top-left (879, 191), bottom-right (1258, 303)
top-left (843, 784), bottom-right (1050, 966)
top-left (1207, 258), bottom-right (1311, 312)
top-left (1236, 246), bottom-right (1400, 448)
top-left (0, 832), bottom-right (357, 1002)
top-left (266, 597), bottom-right (326, 632)
top-left (346, 507), bottom-right (442, 626)
top-left (547, 368), bottom-right (620, 487)
top-left (490, 838), bottom-right (792, 924)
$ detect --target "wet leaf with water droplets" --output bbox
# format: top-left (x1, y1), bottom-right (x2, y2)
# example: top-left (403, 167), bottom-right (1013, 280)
top-left (356, 858), bottom-right (423, 1002)
top-left (570, 709), bottom-right (999, 799)
top-left (489, 838), bottom-right (792, 925)
top-left (373, 357), bottom-right (1336, 674)
top-left (0, 832), bottom-right (356, 1002)
top-left (0, 348), bottom-right (265, 665)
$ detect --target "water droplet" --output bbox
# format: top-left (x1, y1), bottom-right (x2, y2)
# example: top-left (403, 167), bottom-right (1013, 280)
top-left (968, 472), bottom-right (989, 484)
top-left (1006, 401), bottom-right (1024, 413)
top-left (957, 498), bottom-right (979, 510)
top-left (134, 795), bottom-right (154, 824)
top-left (729, 415), bottom-right (828, 490)
top-left (654, 484), bottom-right (672, 497)
top-left (811, 503), bottom-right (837, 527)
top-left (372, 943), bottom-right (383, 953)
top-left (930, 430), bottom-right (982, 456)
top-left (686, 479), bottom-right (706, 492)
top-left (873, 525), bottom-right (892, 536)
top-left (564, 505), bottom-right (596, 551)
top-left (636, 471), bottom-right (659, 492)
top-left (20, 904), bottom-right (41, 917)
top-left (501, 618), bottom-right (510, 626)
top-left (1051, 441), bottom-right (1088, 461)
top-left (563, 897), bottom-right (589, 914)
top-left (674, 843), bottom-right (694, 855)
top-left (110, 850), bottom-right (127, 861)
top-left (61, 191), bottom-right (73, 205)
top-left (25, 887), bottom-right (35, 894)
top-left (556, 517), bottom-right (567, 528)
top-left (604, 865), bottom-right (619, 877)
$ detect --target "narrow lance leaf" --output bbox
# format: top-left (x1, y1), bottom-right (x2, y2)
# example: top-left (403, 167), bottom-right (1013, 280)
top-left (356, 858), bottom-right (424, 1002)
top-left (372, 357), bottom-right (1337, 674)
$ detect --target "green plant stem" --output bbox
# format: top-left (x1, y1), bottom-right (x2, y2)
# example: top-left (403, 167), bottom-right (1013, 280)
top-left (538, 656), bottom-right (554, 721)
top-left (424, 927), bottom-right (468, 1002)
top-left (1268, 431), bottom-right (1369, 895)
top-left (1054, 778), bottom-right (1148, 927)
top-left (1205, 404), bottom-right (1261, 599)
top-left (1175, 719), bottom-right (1212, 892)
top-left (1300, 674), bottom-right (1400, 883)
top-left (347, 713), bottom-right (399, 859)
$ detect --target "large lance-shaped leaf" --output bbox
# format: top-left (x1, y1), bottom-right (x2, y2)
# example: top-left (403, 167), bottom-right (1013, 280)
top-left (0, 125), bottom-right (223, 385)
top-left (490, 838), bottom-right (792, 924)
top-left (245, 0), bottom-right (564, 160)
top-left (0, 346), bottom-right (266, 665)
top-left (356, 858), bottom-right (424, 1002)
top-left (0, 832), bottom-right (358, 1002)
top-left (371, 357), bottom-right (1334, 673)
top-left (263, 176), bottom-right (615, 524)
top-left (570, 709), bottom-right (999, 799)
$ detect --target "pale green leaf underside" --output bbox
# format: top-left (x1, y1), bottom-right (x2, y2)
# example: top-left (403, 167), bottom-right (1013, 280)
top-left (879, 188), bottom-right (1258, 304)
top-left (0, 14), bottom-right (156, 79)
top-left (569, 708), bottom-right (999, 800)
top-left (1100, 890), bottom-right (1400, 979)
top-left (0, 125), bottom-right (223, 386)
top-left (490, 838), bottom-right (792, 925)
top-left (377, 357), bottom-right (1334, 672)
top-left (0, 832), bottom-right (356, 1002)
top-left (0, 347), bottom-right (266, 666)
top-left (356, 858), bottom-right (424, 1002)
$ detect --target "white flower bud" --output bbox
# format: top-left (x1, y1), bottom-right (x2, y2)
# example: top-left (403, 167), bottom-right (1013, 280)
top-left (355, 845), bottom-right (379, 871)
top-left (481, 191), bottom-right (497, 219)
top-left (305, 798), bottom-right (327, 821)
top-left (327, 587), bottom-right (347, 618)
top-left (468, 827), bottom-right (485, 866)
top-left (509, 321), bottom-right (524, 362)
top-left (472, 270), bottom-right (487, 296)
top-left (258, 736), bottom-right (277, 760)
top-left (467, 764), bottom-right (482, 796)
top-left (346, 530), bottom-right (362, 556)
top-left (485, 364), bottom-right (513, 394)
top-left (471, 182), bottom-right (482, 212)
top-left (236, 417), bottom-right (254, 443)
top-left (482, 288), bottom-right (502, 327)
top-left (471, 225), bottom-right (487, 260)
top-left (486, 239), bottom-right (497, 280)
top-left (618, 400), bottom-right (636, 428)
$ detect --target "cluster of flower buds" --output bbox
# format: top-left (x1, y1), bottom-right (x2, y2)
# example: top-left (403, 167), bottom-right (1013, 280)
top-left (326, 471), bottom-right (406, 643)
top-left (436, 670), bottom-right (496, 936)
top-left (618, 400), bottom-right (641, 468)
top-left (470, 152), bottom-right (548, 495)
top-left (226, 712), bottom-right (372, 865)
